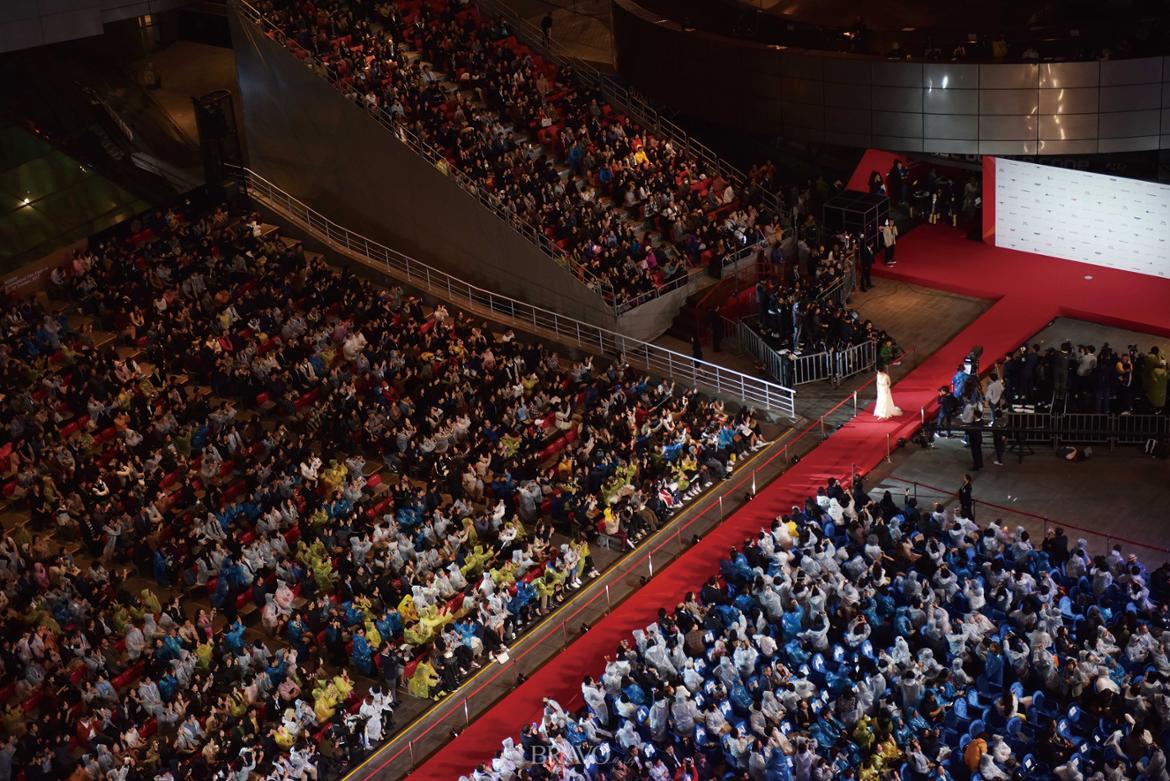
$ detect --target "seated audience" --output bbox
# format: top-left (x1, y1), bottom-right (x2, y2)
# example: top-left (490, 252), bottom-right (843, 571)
top-left (470, 475), bottom-right (1170, 781)
top-left (251, 0), bottom-right (787, 309)
top-left (0, 192), bottom-right (765, 779)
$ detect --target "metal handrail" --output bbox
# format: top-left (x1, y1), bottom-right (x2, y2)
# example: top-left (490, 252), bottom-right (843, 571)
top-left (348, 375), bottom-right (873, 781)
top-left (233, 0), bottom-right (623, 311)
top-left (735, 314), bottom-right (879, 387)
top-left (234, 0), bottom-right (787, 316)
top-left (232, 165), bottom-right (798, 419)
top-left (474, 0), bottom-right (787, 223)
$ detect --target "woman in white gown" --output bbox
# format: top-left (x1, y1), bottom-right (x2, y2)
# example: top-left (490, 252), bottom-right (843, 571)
top-left (873, 364), bottom-right (902, 419)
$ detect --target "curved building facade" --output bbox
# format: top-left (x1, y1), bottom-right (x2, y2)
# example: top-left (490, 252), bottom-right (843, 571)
top-left (612, 0), bottom-right (1170, 154)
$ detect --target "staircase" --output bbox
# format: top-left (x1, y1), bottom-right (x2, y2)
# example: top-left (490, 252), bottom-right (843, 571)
top-left (668, 261), bottom-right (763, 346)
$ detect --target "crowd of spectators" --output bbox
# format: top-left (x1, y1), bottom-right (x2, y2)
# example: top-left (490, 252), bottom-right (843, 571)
top-left (996, 341), bottom-right (1169, 416)
top-left (252, 0), bottom-right (784, 309)
top-left (937, 340), bottom-right (1170, 443)
top-left (0, 192), bottom-right (768, 779)
top-left (752, 266), bottom-right (896, 362)
top-left (466, 473), bottom-right (1170, 781)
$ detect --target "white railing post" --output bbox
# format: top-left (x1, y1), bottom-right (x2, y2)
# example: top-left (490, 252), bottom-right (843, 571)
top-left (246, 0), bottom-right (769, 316)
top-left (241, 167), bottom-right (798, 416)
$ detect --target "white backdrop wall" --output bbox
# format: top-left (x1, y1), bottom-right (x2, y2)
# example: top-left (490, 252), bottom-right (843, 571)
top-left (994, 157), bottom-right (1170, 279)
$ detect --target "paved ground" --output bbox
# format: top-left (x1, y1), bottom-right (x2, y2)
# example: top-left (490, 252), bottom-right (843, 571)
top-left (134, 41), bottom-right (239, 146)
top-left (869, 438), bottom-right (1170, 563)
top-left (862, 314), bottom-right (1170, 563)
top-left (656, 279), bottom-right (992, 426)
top-left (1018, 316), bottom-right (1170, 361)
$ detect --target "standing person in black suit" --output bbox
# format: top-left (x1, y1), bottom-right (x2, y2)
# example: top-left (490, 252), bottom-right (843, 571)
top-left (1043, 527), bottom-right (1070, 569)
top-left (968, 410), bottom-right (985, 471)
top-left (888, 160), bottom-right (908, 205)
top-left (541, 11), bottom-right (553, 47)
top-left (708, 305), bottom-right (723, 352)
top-left (859, 239), bottom-right (875, 291)
top-left (1021, 344), bottom-right (1040, 402)
top-left (958, 473), bottom-right (975, 519)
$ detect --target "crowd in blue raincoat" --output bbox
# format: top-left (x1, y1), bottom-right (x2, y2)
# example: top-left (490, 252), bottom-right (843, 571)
top-left (465, 479), bottom-right (1170, 781)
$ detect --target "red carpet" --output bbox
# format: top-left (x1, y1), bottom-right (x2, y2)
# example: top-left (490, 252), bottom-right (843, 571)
top-left (875, 223), bottom-right (1170, 339)
top-left (846, 149), bottom-right (910, 193)
top-left (397, 224), bottom-right (1170, 780)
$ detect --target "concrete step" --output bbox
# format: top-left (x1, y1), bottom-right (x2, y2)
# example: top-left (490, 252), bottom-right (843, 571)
top-left (0, 510), bottom-right (29, 531)
top-left (88, 330), bottom-right (116, 349)
top-left (67, 313), bottom-right (95, 331)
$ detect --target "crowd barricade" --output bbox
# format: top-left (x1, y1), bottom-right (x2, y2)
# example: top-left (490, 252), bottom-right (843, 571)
top-left (1003, 410), bottom-right (1169, 447)
top-left (734, 317), bottom-right (879, 388)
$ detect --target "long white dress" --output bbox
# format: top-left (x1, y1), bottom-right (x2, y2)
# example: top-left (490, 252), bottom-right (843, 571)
top-left (873, 370), bottom-right (902, 419)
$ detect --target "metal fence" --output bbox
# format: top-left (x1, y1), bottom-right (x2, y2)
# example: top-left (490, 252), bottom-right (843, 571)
top-left (233, 166), bottom-right (798, 418)
top-left (734, 319), bottom-right (791, 385)
top-left (834, 340), bottom-right (878, 382)
top-left (734, 315), bottom-right (878, 388)
top-left (233, 0), bottom-right (785, 315)
top-left (1004, 411), bottom-right (1170, 447)
top-left (789, 350), bottom-right (835, 386)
